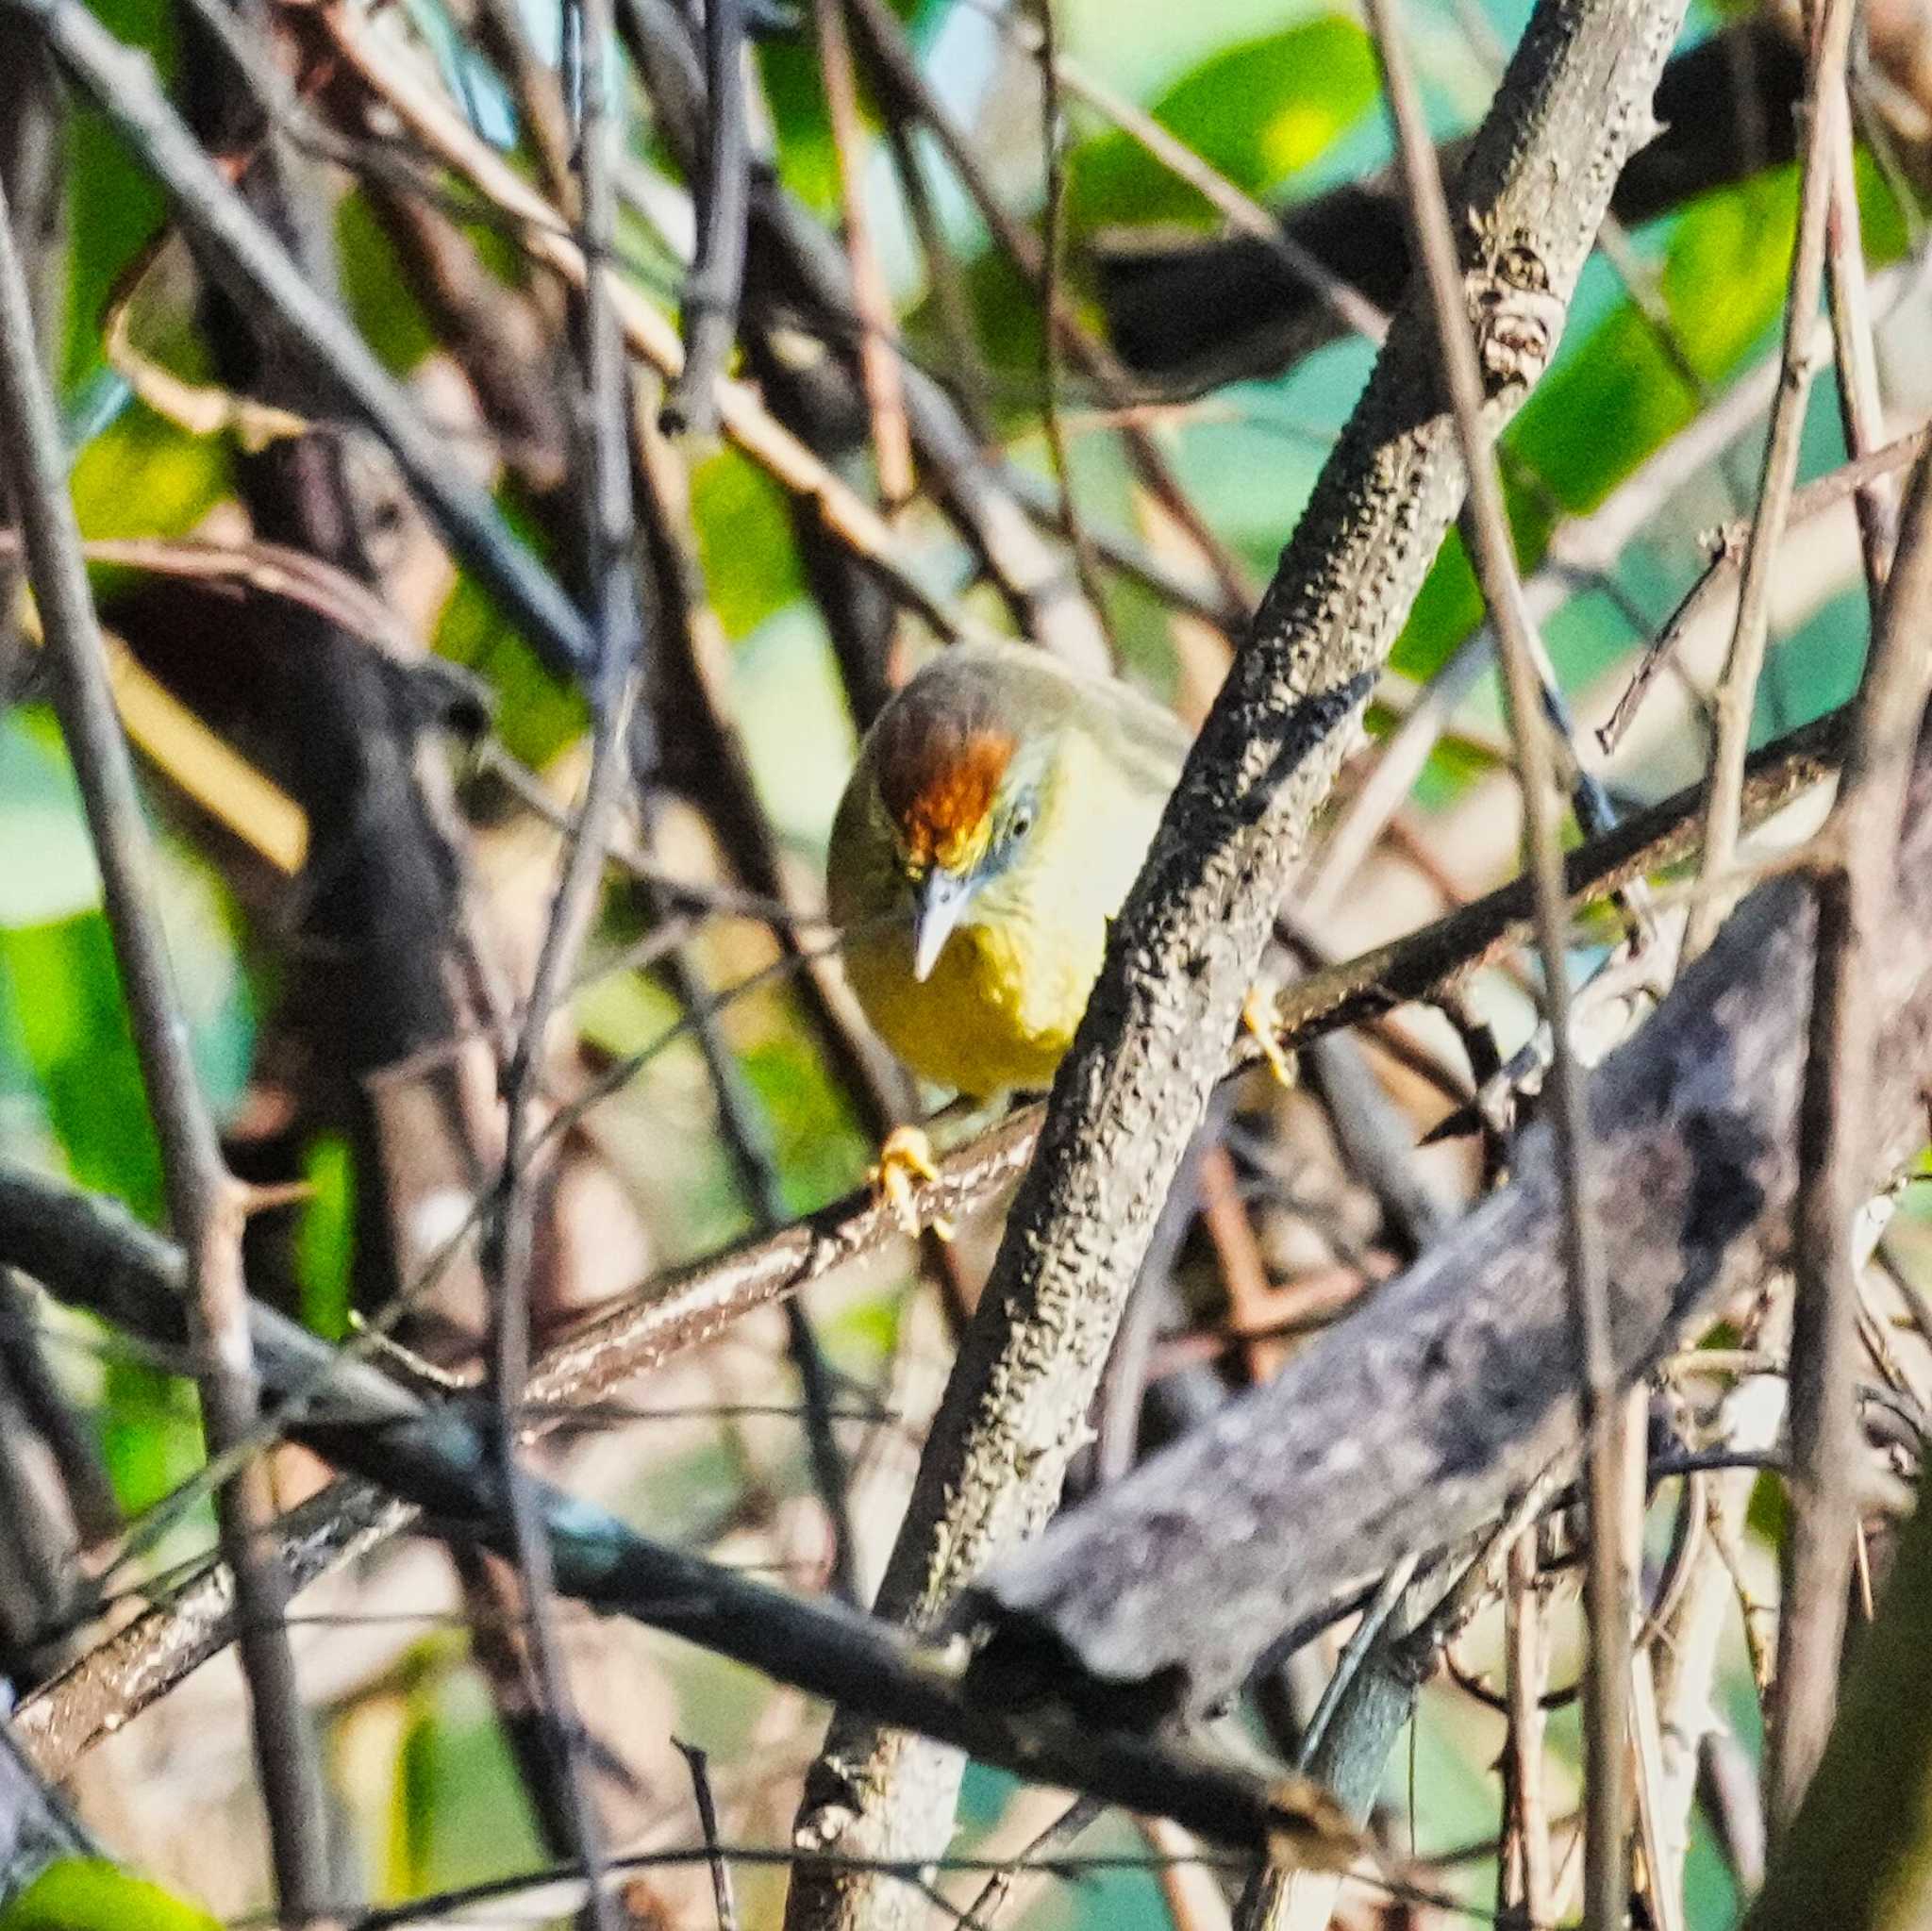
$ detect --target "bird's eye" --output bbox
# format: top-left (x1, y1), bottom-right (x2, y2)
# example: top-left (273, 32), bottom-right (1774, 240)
top-left (1008, 805), bottom-right (1034, 843)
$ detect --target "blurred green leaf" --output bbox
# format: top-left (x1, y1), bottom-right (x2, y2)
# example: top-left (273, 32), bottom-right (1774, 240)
top-left (69, 403), bottom-right (231, 545)
top-left (1067, 17), bottom-right (1379, 236)
top-left (691, 449), bottom-right (807, 640)
top-left (294, 1133), bottom-right (358, 1341)
top-left (436, 570), bottom-right (588, 770)
top-left (0, 1859), bottom-right (220, 1931)
top-left (336, 191), bottom-right (440, 375)
top-left (382, 1664), bottom-right (547, 1902)
top-left (0, 913), bottom-right (164, 1221)
top-left (59, 0), bottom-right (175, 391)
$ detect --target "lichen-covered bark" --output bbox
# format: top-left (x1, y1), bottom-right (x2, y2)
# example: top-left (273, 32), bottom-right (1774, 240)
top-left (783, 0), bottom-right (1693, 1923)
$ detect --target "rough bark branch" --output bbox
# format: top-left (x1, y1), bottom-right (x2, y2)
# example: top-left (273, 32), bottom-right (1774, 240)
top-left (6, 698), bottom-right (1843, 1778)
top-left (783, 0), bottom-right (1693, 1919)
top-left (964, 704), bottom-right (1932, 1723)
top-left (0, 1163), bottom-right (1357, 1872)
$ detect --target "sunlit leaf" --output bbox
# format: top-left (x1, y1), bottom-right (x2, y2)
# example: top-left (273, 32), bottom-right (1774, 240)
top-left (294, 1133), bottom-right (358, 1341)
top-left (691, 448), bottom-right (807, 640)
top-left (1067, 17), bottom-right (1379, 236)
top-left (0, 1859), bottom-right (220, 1931)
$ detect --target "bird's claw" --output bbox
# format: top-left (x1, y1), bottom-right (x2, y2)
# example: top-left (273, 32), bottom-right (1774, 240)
top-left (871, 1125), bottom-right (955, 1241)
top-left (1242, 985), bottom-right (1297, 1090)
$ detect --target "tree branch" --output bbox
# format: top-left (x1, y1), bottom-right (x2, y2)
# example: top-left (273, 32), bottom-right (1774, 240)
top-left (5, 697), bottom-right (1845, 1778)
top-left (0, 166), bottom-right (330, 1916)
top-left (784, 0), bottom-right (1693, 1918)
top-left (0, 1163), bottom-right (1361, 1873)
top-left (963, 704), bottom-right (1932, 1729)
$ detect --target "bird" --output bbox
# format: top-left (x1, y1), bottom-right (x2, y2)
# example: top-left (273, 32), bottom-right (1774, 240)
top-left (827, 641), bottom-right (1288, 1232)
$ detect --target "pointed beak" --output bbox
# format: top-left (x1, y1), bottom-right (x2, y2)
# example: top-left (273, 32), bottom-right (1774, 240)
top-left (911, 868), bottom-right (975, 982)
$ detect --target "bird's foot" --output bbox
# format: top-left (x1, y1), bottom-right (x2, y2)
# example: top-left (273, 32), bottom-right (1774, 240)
top-left (871, 1124), bottom-right (956, 1241)
top-left (1242, 984), bottom-right (1297, 1089)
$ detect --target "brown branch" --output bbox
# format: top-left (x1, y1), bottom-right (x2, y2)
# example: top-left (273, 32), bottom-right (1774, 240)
top-left (1363, 0), bottom-right (1632, 1913)
top-left (962, 703), bottom-right (1932, 1738)
top-left (782, 0), bottom-right (1696, 1916)
top-left (0, 1165), bottom-right (1364, 1873)
top-left (1684, 0), bottom-right (1857, 961)
top-left (1770, 444), bottom-right (1932, 1832)
top-left (0, 173), bottom-right (330, 1914)
top-left (8, 701), bottom-right (1846, 1777)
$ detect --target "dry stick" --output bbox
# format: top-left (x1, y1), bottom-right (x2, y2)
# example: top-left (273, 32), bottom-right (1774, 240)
top-left (478, 0), bottom-right (645, 1908)
top-left (662, 0), bottom-right (748, 437)
top-left (0, 0), bottom-right (593, 684)
top-left (1821, 25), bottom-right (1896, 597)
top-left (0, 1166), bottom-right (1364, 1873)
top-left (1684, 0), bottom-right (1858, 963)
top-left (11, 703), bottom-right (1846, 1786)
top-left (1030, 0), bottom-right (1110, 640)
top-left (0, 179), bottom-right (330, 1918)
top-left (781, 0), bottom-right (1693, 1916)
top-left (1771, 443), bottom-right (1932, 1835)
top-left (627, 405), bottom-right (868, 1593)
top-left (1500, 1530), bottom-right (1556, 1927)
top-left (1364, 1), bottom-right (1632, 1919)
top-left (813, 0), bottom-right (914, 506)
top-left (837, 0), bottom-right (1254, 618)
top-left (674, 1739), bottom-right (741, 1931)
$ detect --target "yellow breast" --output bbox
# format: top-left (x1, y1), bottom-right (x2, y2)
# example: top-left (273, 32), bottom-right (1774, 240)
top-left (841, 902), bottom-right (1103, 1099)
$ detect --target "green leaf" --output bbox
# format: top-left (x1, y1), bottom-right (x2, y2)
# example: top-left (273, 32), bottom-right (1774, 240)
top-left (1067, 17), bottom-right (1379, 237)
top-left (336, 191), bottom-right (439, 375)
top-left (294, 1133), bottom-right (358, 1340)
top-left (691, 449), bottom-right (806, 640)
top-left (1, 1859), bottom-right (220, 1931)
top-left (59, 0), bottom-right (176, 391)
top-left (435, 569), bottom-right (588, 770)
top-left (0, 912), bottom-right (164, 1221)
top-left (69, 403), bottom-right (231, 544)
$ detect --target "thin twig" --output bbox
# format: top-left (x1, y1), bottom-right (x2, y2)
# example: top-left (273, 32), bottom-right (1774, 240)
top-left (1363, 2), bottom-right (1630, 1920)
top-left (476, 0), bottom-right (647, 1908)
top-left (1599, 419), bottom-right (1930, 756)
top-left (0, 173), bottom-right (330, 1917)
top-left (674, 1739), bottom-right (741, 1931)
top-left (1684, 0), bottom-right (1858, 961)
top-left (1821, 19), bottom-right (1896, 598)
top-left (662, 0), bottom-right (749, 437)
top-left (1771, 441), bottom-right (1932, 1835)
top-left (811, 0), bottom-right (913, 504)
top-left (1500, 1527), bottom-right (1555, 1928)
top-left (1031, 0), bottom-right (1109, 639)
